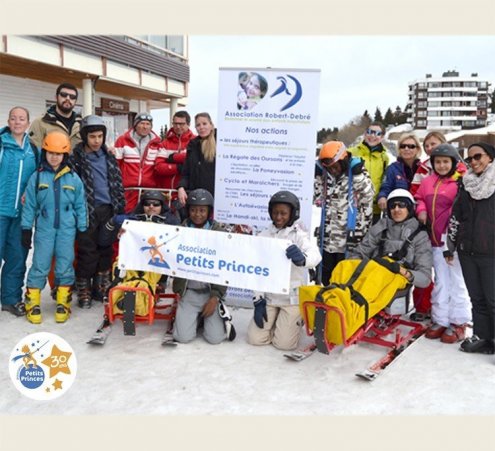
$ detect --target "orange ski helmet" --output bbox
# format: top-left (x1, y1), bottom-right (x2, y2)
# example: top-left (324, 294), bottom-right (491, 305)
top-left (42, 131), bottom-right (71, 154)
top-left (319, 141), bottom-right (347, 166)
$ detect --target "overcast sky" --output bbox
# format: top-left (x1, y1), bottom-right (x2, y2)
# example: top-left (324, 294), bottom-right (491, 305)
top-left (153, 35), bottom-right (495, 131)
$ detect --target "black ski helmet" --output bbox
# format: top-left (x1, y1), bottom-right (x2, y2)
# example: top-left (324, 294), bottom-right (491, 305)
top-left (140, 190), bottom-right (166, 206)
top-left (268, 191), bottom-right (300, 226)
top-left (430, 143), bottom-right (461, 177)
top-left (80, 115), bottom-right (107, 145)
top-left (187, 189), bottom-right (214, 209)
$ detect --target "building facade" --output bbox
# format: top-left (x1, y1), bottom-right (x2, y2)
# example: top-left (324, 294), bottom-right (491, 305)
top-left (0, 35), bottom-right (190, 142)
top-left (406, 70), bottom-right (491, 131)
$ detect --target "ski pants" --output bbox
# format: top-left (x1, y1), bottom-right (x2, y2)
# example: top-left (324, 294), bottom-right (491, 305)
top-left (0, 215), bottom-right (28, 306)
top-left (27, 226), bottom-right (76, 289)
top-left (459, 253), bottom-right (495, 340)
top-left (76, 205), bottom-right (113, 279)
top-left (247, 304), bottom-right (302, 351)
top-left (321, 251), bottom-right (345, 287)
top-left (173, 288), bottom-right (226, 344)
top-left (431, 248), bottom-right (471, 327)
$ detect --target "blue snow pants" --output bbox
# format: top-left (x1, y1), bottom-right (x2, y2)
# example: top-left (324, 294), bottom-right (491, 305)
top-left (0, 215), bottom-right (28, 306)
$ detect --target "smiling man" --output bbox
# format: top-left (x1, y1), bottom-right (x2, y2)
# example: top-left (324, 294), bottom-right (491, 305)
top-left (29, 82), bottom-right (82, 151)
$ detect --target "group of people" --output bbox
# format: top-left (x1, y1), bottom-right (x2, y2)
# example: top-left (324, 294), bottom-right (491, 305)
top-left (0, 82), bottom-right (494, 359)
top-left (315, 123), bottom-right (494, 357)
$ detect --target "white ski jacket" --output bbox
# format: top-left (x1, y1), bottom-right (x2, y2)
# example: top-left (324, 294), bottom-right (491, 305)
top-left (253, 219), bottom-right (322, 306)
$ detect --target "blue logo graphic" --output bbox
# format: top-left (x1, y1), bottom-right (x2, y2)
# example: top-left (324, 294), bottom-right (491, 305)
top-left (270, 75), bottom-right (303, 111)
top-left (18, 364), bottom-right (45, 389)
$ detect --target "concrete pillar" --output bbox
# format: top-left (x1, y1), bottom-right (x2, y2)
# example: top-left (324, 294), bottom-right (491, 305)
top-left (138, 100), bottom-right (148, 113)
top-left (82, 78), bottom-right (93, 117)
top-left (169, 98), bottom-right (178, 125)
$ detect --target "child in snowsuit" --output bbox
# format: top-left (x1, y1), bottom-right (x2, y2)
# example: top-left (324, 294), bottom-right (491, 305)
top-left (21, 131), bottom-right (87, 323)
top-left (247, 191), bottom-right (322, 351)
top-left (415, 144), bottom-right (471, 343)
top-left (172, 189), bottom-right (234, 344)
top-left (0, 106), bottom-right (39, 316)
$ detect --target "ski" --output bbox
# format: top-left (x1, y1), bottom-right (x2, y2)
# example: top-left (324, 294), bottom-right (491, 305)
top-left (355, 330), bottom-right (425, 381)
top-left (284, 344), bottom-right (316, 361)
top-left (87, 316), bottom-right (112, 345)
top-left (161, 331), bottom-right (178, 347)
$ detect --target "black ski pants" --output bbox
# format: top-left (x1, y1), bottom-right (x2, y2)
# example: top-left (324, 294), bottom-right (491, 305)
top-left (459, 253), bottom-right (495, 340)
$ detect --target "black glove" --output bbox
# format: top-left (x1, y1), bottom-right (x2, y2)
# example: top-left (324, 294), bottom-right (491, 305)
top-left (21, 229), bottom-right (32, 249)
top-left (253, 297), bottom-right (267, 329)
top-left (286, 244), bottom-right (306, 266)
top-left (373, 257), bottom-right (400, 274)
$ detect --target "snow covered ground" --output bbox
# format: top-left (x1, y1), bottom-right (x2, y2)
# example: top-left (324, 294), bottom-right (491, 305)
top-left (1, 286), bottom-right (494, 416)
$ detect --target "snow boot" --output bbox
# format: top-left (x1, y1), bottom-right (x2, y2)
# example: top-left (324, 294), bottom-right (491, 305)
top-left (76, 277), bottom-right (92, 309)
top-left (55, 285), bottom-right (72, 323)
top-left (440, 324), bottom-right (466, 344)
top-left (92, 270), bottom-right (111, 302)
top-left (460, 335), bottom-right (495, 354)
top-left (425, 323), bottom-right (447, 340)
top-left (25, 288), bottom-right (42, 324)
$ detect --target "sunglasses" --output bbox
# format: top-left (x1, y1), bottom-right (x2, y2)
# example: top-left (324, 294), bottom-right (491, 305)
top-left (143, 201), bottom-right (161, 207)
top-left (59, 92), bottom-right (77, 100)
top-left (366, 128), bottom-right (383, 137)
top-left (399, 143), bottom-right (417, 150)
top-left (389, 201), bottom-right (408, 210)
top-left (465, 153), bottom-right (486, 164)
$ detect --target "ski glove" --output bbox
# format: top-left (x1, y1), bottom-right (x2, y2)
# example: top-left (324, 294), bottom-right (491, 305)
top-left (286, 244), bottom-right (306, 266)
top-left (373, 257), bottom-right (400, 274)
top-left (21, 229), bottom-right (32, 249)
top-left (253, 297), bottom-right (268, 329)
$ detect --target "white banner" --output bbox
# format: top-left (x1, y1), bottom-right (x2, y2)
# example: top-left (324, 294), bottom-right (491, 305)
top-left (215, 67), bottom-right (321, 233)
top-left (117, 221), bottom-right (292, 294)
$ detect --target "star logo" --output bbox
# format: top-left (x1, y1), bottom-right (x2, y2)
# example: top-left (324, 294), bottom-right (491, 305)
top-left (41, 344), bottom-right (72, 378)
top-left (52, 379), bottom-right (63, 390)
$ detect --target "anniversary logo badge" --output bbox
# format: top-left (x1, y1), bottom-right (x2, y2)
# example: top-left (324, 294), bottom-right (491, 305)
top-left (9, 332), bottom-right (77, 400)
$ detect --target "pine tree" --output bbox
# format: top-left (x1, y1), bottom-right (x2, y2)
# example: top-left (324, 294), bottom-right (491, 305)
top-left (384, 108), bottom-right (394, 126)
top-left (373, 107), bottom-right (383, 123)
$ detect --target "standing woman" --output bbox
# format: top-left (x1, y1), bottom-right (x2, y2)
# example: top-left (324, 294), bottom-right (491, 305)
top-left (0, 107), bottom-right (39, 316)
top-left (446, 142), bottom-right (495, 354)
top-left (376, 133), bottom-right (421, 212)
top-left (177, 113), bottom-right (217, 207)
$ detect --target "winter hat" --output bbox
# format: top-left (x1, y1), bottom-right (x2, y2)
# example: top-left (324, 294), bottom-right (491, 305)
top-left (468, 142), bottom-right (495, 160)
top-left (133, 112), bottom-right (153, 128)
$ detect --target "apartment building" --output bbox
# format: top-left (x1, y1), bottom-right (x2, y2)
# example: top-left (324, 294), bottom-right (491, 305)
top-left (406, 70), bottom-right (490, 131)
top-left (0, 35), bottom-right (190, 142)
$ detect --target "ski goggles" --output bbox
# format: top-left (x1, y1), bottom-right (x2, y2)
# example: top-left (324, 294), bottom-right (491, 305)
top-left (465, 153), bottom-right (486, 164)
top-left (365, 128), bottom-right (383, 137)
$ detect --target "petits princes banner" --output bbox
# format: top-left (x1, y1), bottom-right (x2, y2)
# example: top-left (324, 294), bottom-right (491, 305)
top-left (215, 67), bottom-right (321, 233)
top-left (117, 221), bottom-right (292, 294)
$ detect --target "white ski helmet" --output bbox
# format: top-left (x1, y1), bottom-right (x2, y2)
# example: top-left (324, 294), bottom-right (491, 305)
top-left (387, 189), bottom-right (415, 218)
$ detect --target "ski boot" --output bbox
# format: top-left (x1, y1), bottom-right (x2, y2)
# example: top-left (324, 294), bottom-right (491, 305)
top-left (460, 335), bottom-right (495, 354)
top-left (92, 270), bottom-right (112, 302)
top-left (25, 288), bottom-right (42, 324)
top-left (76, 277), bottom-right (92, 309)
top-left (55, 285), bottom-right (72, 323)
